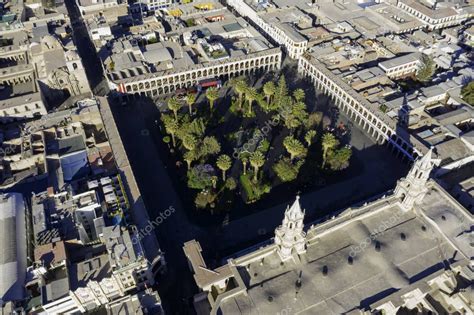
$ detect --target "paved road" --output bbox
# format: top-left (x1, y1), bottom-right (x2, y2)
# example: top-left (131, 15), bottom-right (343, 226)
top-left (65, 0), bottom-right (109, 95)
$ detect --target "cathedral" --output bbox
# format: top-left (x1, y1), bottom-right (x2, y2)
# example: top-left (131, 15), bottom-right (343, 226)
top-left (183, 149), bottom-right (473, 314)
top-left (30, 35), bottom-right (91, 104)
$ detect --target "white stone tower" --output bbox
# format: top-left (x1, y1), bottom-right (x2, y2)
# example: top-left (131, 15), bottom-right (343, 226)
top-left (394, 148), bottom-right (439, 211)
top-left (275, 196), bottom-right (307, 261)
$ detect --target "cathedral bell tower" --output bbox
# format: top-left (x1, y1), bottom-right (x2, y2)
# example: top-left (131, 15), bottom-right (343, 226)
top-left (274, 196), bottom-right (307, 261)
top-left (394, 148), bottom-right (439, 211)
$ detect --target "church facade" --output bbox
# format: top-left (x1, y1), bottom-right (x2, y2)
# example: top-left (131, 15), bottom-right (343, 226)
top-left (183, 149), bottom-right (473, 314)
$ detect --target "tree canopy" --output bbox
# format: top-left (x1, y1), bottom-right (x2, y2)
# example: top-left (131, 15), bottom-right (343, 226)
top-left (283, 136), bottom-right (307, 160)
top-left (327, 147), bottom-right (352, 171)
top-left (415, 54), bottom-right (435, 83)
top-left (461, 81), bottom-right (474, 106)
top-left (273, 158), bottom-right (303, 182)
top-left (216, 154), bottom-right (232, 180)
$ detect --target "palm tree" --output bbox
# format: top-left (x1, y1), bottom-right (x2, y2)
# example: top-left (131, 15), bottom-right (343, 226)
top-left (245, 87), bottom-right (258, 115)
top-left (216, 154), bottom-right (232, 181)
top-left (164, 118), bottom-right (179, 147)
top-left (322, 133), bottom-right (339, 167)
top-left (263, 81), bottom-right (276, 104)
top-left (283, 136), bottom-right (307, 160)
top-left (249, 151), bottom-right (265, 182)
top-left (206, 87), bottom-right (219, 111)
top-left (234, 78), bottom-right (247, 110)
top-left (293, 89), bottom-right (305, 102)
top-left (211, 176), bottom-right (218, 189)
top-left (182, 134), bottom-right (197, 151)
top-left (304, 130), bottom-right (317, 146)
top-left (255, 93), bottom-right (267, 112)
top-left (183, 150), bottom-right (197, 169)
top-left (186, 93), bottom-right (196, 115)
top-left (168, 97), bottom-right (181, 121)
top-left (241, 156), bottom-right (248, 175)
top-left (284, 101), bottom-right (308, 132)
top-left (225, 177), bottom-right (237, 190)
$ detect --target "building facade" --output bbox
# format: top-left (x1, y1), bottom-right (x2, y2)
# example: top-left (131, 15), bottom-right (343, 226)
top-left (378, 53), bottom-right (421, 79)
top-left (298, 53), bottom-right (425, 161)
top-left (226, 0), bottom-right (309, 59)
top-left (397, 0), bottom-right (473, 30)
top-left (0, 92), bottom-right (47, 124)
top-left (114, 48), bottom-right (282, 98)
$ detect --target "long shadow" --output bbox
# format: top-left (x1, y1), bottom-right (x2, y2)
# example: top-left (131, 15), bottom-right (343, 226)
top-left (358, 287), bottom-right (399, 311)
top-left (64, 0), bottom-right (107, 94)
top-left (107, 95), bottom-right (200, 314)
top-left (106, 75), bottom-right (412, 313)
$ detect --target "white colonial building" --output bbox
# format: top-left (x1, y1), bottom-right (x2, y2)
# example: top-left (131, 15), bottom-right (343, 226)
top-left (394, 148), bottom-right (440, 211)
top-left (138, 0), bottom-right (173, 11)
top-left (76, 0), bottom-right (126, 17)
top-left (274, 196), bottom-right (306, 261)
top-left (226, 0), bottom-right (309, 59)
top-left (30, 35), bottom-right (91, 98)
top-left (397, 0), bottom-right (473, 30)
top-left (298, 52), bottom-right (427, 161)
top-left (112, 48), bottom-right (282, 98)
top-left (378, 53), bottom-right (422, 79)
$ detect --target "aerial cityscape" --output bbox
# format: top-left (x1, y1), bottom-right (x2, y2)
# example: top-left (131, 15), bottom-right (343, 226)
top-left (0, 0), bottom-right (472, 313)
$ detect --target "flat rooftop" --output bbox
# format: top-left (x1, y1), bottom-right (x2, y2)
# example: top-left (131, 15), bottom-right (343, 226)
top-left (0, 89), bottom-right (42, 110)
top-left (379, 52), bottom-right (420, 70)
top-left (217, 184), bottom-right (471, 314)
top-left (310, 0), bottom-right (426, 37)
top-left (399, 0), bottom-right (458, 19)
top-left (104, 2), bottom-right (277, 82)
top-left (0, 81), bottom-right (37, 105)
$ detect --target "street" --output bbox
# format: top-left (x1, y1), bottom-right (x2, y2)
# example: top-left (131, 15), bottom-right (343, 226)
top-left (65, 0), bottom-right (109, 96)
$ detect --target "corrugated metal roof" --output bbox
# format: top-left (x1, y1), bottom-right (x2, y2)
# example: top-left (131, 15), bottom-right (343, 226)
top-left (0, 193), bottom-right (27, 302)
